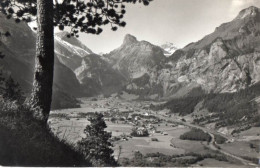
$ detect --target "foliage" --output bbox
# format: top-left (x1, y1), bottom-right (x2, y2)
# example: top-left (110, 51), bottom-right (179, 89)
top-left (180, 128), bottom-right (211, 142)
top-left (77, 112), bottom-right (117, 166)
top-left (202, 83), bottom-right (260, 127)
top-left (120, 151), bottom-right (227, 167)
top-left (162, 96), bottom-right (203, 116)
top-left (214, 134), bottom-right (227, 144)
top-left (0, 104), bottom-right (90, 166)
top-left (130, 127), bottom-right (149, 137)
top-left (2, 76), bottom-right (24, 103)
top-left (0, 0), bottom-right (152, 36)
top-left (0, 78), bottom-right (90, 166)
top-left (241, 156), bottom-right (259, 164)
top-left (161, 82), bottom-right (260, 127)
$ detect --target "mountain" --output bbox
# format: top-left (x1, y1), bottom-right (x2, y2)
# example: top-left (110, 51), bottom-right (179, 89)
top-left (104, 6), bottom-right (260, 99)
top-left (54, 32), bottom-right (126, 96)
top-left (54, 32), bottom-right (93, 71)
top-left (164, 6), bottom-right (260, 96)
top-left (104, 34), bottom-right (166, 79)
top-left (161, 42), bottom-right (178, 57)
top-left (75, 54), bottom-right (126, 96)
top-left (0, 14), bottom-right (81, 108)
top-left (1, 6), bottom-right (260, 102)
top-left (103, 34), bottom-right (167, 98)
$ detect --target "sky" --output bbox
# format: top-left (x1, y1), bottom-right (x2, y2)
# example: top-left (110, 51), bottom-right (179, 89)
top-left (63, 0), bottom-right (260, 53)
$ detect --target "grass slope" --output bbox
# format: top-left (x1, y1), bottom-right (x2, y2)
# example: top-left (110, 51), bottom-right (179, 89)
top-left (0, 105), bottom-right (91, 166)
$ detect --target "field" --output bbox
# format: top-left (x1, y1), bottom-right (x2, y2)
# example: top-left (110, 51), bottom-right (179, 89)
top-left (192, 158), bottom-right (243, 167)
top-left (219, 141), bottom-right (259, 159)
top-left (113, 127), bottom-right (189, 159)
top-left (48, 96), bottom-right (259, 166)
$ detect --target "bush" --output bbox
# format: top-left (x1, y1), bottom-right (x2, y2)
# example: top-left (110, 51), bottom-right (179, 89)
top-left (77, 113), bottom-right (117, 167)
top-left (180, 128), bottom-right (211, 142)
top-left (120, 151), bottom-right (227, 167)
top-left (151, 138), bottom-right (158, 141)
top-left (214, 134), bottom-right (227, 144)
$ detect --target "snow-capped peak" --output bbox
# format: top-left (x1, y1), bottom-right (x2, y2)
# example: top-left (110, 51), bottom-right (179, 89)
top-left (160, 42), bottom-right (178, 57)
top-left (54, 35), bottom-right (91, 57)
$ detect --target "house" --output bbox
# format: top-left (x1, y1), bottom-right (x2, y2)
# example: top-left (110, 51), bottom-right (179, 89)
top-left (144, 112), bottom-right (149, 116)
top-left (137, 127), bottom-right (145, 135)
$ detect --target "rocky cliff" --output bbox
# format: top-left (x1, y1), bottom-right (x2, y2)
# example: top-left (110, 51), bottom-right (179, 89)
top-left (105, 6), bottom-right (260, 99)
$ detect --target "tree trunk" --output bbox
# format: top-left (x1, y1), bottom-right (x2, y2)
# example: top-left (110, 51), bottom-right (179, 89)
top-left (29, 0), bottom-right (54, 123)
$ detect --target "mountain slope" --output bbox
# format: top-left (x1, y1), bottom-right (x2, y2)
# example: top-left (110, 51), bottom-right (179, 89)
top-left (111, 6), bottom-right (260, 99)
top-left (75, 54), bottom-right (126, 96)
top-left (54, 32), bottom-right (93, 71)
top-left (54, 32), bottom-right (126, 96)
top-left (0, 14), bottom-right (81, 108)
top-left (183, 6), bottom-right (260, 52)
top-left (105, 34), bottom-right (166, 79)
top-left (164, 6), bottom-right (260, 96)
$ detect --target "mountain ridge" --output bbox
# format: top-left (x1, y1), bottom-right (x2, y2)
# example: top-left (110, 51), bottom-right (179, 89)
top-left (104, 6), bottom-right (260, 99)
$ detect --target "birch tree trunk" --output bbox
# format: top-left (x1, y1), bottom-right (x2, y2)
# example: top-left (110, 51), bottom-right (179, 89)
top-left (29, 0), bottom-right (54, 123)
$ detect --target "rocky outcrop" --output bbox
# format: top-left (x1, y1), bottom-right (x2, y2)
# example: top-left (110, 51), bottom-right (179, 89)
top-left (104, 34), bottom-right (166, 79)
top-left (106, 6), bottom-right (260, 99)
top-left (164, 6), bottom-right (260, 96)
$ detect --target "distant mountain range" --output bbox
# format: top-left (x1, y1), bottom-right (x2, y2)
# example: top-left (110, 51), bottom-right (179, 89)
top-left (1, 6), bottom-right (260, 105)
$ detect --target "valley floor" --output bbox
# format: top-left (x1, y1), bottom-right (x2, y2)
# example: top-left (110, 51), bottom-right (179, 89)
top-left (48, 95), bottom-right (260, 167)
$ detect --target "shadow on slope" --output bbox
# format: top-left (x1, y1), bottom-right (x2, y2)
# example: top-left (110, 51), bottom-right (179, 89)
top-left (0, 105), bottom-right (90, 166)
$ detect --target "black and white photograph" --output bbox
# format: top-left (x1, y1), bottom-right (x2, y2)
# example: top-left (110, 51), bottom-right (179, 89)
top-left (0, 0), bottom-right (260, 167)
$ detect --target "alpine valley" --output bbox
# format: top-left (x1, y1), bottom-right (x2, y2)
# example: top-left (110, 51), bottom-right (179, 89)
top-left (1, 6), bottom-right (260, 167)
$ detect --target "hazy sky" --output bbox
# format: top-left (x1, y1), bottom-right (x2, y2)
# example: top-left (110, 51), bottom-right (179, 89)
top-left (70, 0), bottom-right (260, 53)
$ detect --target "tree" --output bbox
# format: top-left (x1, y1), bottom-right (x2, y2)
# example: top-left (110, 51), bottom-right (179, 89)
top-left (0, 0), bottom-right (152, 123)
top-left (3, 76), bottom-right (24, 102)
top-left (0, 31), bottom-right (10, 92)
top-left (77, 113), bottom-right (116, 166)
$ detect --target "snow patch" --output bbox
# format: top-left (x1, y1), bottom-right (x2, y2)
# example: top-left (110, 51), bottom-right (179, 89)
top-left (55, 35), bottom-right (90, 57)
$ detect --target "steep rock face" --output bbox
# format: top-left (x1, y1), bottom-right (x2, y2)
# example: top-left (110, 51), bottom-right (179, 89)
top-left (54, 32), bottom-right (93, 70)
top-left (75, 54), bottom-right (126, 96)
top-left (183, 6), bottom-right (260, 52)
top-left (0, 14), bottom-right (82, 104)
top-left (107, 6), bottom-right (260, 99)
top-left (105, 34), bottom-right (166, 79)
top-left (162, 6), bottom-right (260, 97)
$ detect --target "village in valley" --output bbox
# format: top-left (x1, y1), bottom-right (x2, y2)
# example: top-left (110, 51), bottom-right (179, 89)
top-left (48, 92), bottom-right (260, 167)
top-left (49, 93), bottom-right (190, 155)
